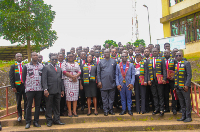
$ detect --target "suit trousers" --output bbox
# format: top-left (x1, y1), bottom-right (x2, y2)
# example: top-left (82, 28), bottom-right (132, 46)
top-left (176, 87), bottom-right (191, 119)
top-left (26, 91), bottom-right (42, 124)
top-left (60, 91), bottom-right (66, 114)
top-left (16, 84), bottom-right (27, 117)
top-left (101, 89), bottom-right (115, 113)
top-left (120, 84), bottom-right (132, 111)
top-left (164, 80), bottom-right (177, 111)
top-left (151, 79), bottom-right (164, 111)
top-left (145, 85), bottom-right (154, 111)
top-left (45, 93), bottom-right (61, 123)
top-left (134, 75), bottom-right (146, 112)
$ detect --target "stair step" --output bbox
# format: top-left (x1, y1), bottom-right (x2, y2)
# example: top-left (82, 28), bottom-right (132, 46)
top-left (1, 112), bottom-right (199, 127)
top-left (3, 118), bottom-right (200, 132)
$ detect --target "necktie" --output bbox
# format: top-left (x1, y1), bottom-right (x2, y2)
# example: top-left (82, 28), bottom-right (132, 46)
top-left (55, 66), bottom-right (57, 72)
top-left (88, 63), bottom-right (91, 71)
top-left (83, 60), bottom-right (85, 64)
top-left (135, 63), bottom-right (140, 68)
top-left (60, 63), bottom-right (61, 68)
top-left (154, 58), bottom-right (156, 68)
top-left (166, 60), bottom-right (169, 70)
top-left (177, 62), bottom-right (179, 71)
top-left (97, 58), bottom-right (99, 64)
top-left (19, 64), bottom-right (23, 83)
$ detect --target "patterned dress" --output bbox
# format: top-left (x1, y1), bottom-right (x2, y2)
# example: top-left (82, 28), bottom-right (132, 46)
top-left (61, 62), bottom-right (81, 101)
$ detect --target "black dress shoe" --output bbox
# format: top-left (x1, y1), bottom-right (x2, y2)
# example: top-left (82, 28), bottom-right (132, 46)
top-left (160, 111), bottom-right (164, 116)
top-left (177, 117), bottom-right (185, 121)
top-left (25, 123), bottom-right (30, 129)
top-left (152, 110), bottom-right (159, 115)
top-left (184, 118), bottom-right (192, 122)
top-left (119, 110), bottom-right (126, 115)
top-left (109, 111), bottom-right (115, 115)
top-left (17, 116), bottom-right (22, 122)
top-left (47, 122), bottom-right (52, 127)
top-left (54, 121), bottom-right (65, 125)
top-left (141, 112), bottom-right (145, 114)
top-left (164, 109), bottom-right (170, 113)
top-left (128, 110), bottom-right (133, 115)
top-left (81, 106), bottom-right (85, 111)
top-left (33, 122), bottom-right (41, 127)
top-left (172, 110), bottom-right (177, 115)
top-left (104, 112), bottom-right (108, 116)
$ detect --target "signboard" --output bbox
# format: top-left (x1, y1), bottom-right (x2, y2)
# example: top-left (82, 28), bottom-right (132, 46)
top-left (157, 34), bottom-right (185, 51)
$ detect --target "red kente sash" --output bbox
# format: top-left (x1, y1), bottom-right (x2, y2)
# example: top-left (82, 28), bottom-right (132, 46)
top-left (119, 61), bottom-right (129, 83)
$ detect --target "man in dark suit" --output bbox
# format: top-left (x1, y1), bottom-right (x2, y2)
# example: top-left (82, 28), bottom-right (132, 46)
top-left (9, 53), bottom-right (27, 122)
top-left (42, 55), bottom-right (65, 127)
top-left (147, 48), bottom-right (167, 116)
top-left (175, 51), bottom-right (192, 122)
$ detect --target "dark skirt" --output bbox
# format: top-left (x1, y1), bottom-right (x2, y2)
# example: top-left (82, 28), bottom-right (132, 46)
top-left (84, 81), bottom-right (97, 97)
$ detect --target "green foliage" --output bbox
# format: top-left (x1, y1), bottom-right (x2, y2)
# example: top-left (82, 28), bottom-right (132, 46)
top-left (132, 39), bottom-right (146, 47)
top-left (103, 40), bottom-right (117, 48)
top-left (0, 60), bottom-right (15, 68)
top-left (0, 0), bottom-right (57, 52)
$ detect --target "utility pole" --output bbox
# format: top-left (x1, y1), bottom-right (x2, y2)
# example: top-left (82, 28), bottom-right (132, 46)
top-left (131, 0), bottom-right (139, 43)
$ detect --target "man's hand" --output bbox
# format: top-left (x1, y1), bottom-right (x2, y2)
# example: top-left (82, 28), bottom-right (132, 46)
top-left (144, 82), bottom-right (147, 86)
top-left (80, 85), bottom-right (83, 90)
top-left (44, 90), bottom-right (49, 97)
top-left (61, 91), bottom-right (64, 97)
top-left (117, 85), bottom-right (122, 91)
top-left (98, 82), bottom-right (102, 88)
top-left (12, 88), bottom-right (17, 93)
top-left (183, 86), bottom-right (189, 92)
top-left (170, 77), bottom-right (174, 81)
top-left (127, 84), bottom-right (134, 91)
top-left (162, 80), bottom-right (166, 84)
top-left (148, 81), bottom-right (152, 86)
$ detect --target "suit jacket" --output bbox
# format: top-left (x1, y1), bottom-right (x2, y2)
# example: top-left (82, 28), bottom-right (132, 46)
top-left (116, 62), bottom-right (135, 86)
top-left (175, 61), bottom-right (192, 87)
top-left (147, 57), bottom-right (167, 81)
top-left (9, 64), bottom-right (24, 89)
top-left (42, 64), bottom-right (64, 94)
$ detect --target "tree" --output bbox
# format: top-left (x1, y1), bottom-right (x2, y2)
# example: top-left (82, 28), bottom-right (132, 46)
top-left (0, 0), bottom-right (57, 61)
top-left (103, 40), bottom-right (118, 48)
top-left (132, 39), bottom-right (146, 47)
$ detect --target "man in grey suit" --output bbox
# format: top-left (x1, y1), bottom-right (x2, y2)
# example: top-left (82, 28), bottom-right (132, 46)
top-left (42, 55), bottom-right (65, 127)
top-left (175, 51), bottom-right (192, 122)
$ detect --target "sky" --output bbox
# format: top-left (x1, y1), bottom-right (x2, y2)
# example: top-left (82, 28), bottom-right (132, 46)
top-left (0, 0), bottom-right (164, 61)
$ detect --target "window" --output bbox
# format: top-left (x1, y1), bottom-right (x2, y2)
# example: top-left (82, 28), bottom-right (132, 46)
top-left (171, 11), bottom-right (200, 43)
top-left (170, 0), bottom-right (184, 7)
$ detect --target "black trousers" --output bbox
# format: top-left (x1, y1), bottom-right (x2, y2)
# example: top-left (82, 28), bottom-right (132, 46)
top-left (97, 86), bottom-right (103, 107)
top-left (176, 87), bottom-right (191, 119)
top-left (164, 80), bottom-right (177, 111)
top-left (60, 91), bottom-right (66, 114)
top-left (79, 88), bottom-right (85, 107)
top-left (45, 93), bottom-right (61, 123)
top-left (145, 85), bottom-right (154, 111)
top-left (114, 86), bottom-right (120, 106)
top-left (151, 80), bottom-right (164, 111)
top-left (16, 84), bottom-right (27, 117)
top-left (101, 89), bottom-right (115, 113)
top-left (26, 91), bottom-right (42, 124)
top-left (134, 75), bottom-right (146, 112)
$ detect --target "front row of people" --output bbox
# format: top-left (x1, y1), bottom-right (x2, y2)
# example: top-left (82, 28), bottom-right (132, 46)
top-left (9, 48), bottom-right (192, 129)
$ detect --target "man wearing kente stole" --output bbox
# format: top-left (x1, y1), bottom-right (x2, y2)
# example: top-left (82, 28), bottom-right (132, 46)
top-left (134, 54), bottom-right (147, 114)
top-left (175, 52), bottom-right (192, 122)
top-left (163, 49), bottom-right (177, 115)
top-left (9, 53), bottom-right (27, 122)
top-left (116, 53), bottom-right (135, 116)
top-left (147, 48), bottom-right (167, 116)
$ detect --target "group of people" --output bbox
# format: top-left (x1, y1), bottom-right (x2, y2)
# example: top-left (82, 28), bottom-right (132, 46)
top-left (9, 42), bottom-right (192, 129)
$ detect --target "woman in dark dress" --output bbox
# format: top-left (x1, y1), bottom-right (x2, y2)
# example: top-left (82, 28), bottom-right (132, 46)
top-left (80, 55), bottom-right (98, 115)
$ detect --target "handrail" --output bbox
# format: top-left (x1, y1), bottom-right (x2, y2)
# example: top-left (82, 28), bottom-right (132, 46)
top-left (0, 85), bottom-right (18, 119)
top-left (191, 81), bottom-right (200, 117)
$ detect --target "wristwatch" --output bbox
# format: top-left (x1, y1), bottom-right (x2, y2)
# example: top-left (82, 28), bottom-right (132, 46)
top-left (44, 89), bottom-right (48, 91)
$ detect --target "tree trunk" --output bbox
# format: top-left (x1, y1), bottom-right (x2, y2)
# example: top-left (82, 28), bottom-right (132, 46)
top-left (27, 38), bottom-right (31, 62)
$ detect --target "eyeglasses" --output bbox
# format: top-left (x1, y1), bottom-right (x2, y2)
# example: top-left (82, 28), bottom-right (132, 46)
top-left (68, 56), bottom-right (74, 58)
top-left (121, 56), bottom-right (127, 58)
top-left (51, 59), bottom-right (58, 61)
top-left (176, 55), bottom-right (182, 57)
top-left (95, 52), bottom-right (99, 53)
top-left (112, 51), bottom-right (116, 53)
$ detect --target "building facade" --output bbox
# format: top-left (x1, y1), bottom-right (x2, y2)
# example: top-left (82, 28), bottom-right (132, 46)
top-left (160, 0), bottom-right (200, 55)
